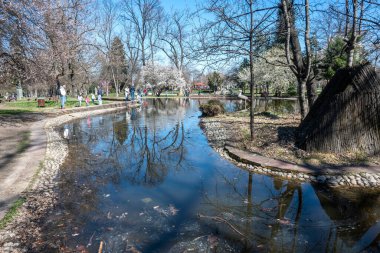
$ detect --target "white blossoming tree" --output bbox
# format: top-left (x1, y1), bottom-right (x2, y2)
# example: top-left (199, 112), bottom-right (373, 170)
top-left (238, 47), bottom-right (296, 96)
top-left (143, 64), bottom-right (186, 96)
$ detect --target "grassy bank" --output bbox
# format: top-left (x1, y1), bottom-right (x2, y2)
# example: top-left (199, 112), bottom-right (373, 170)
top-left (205, 110), bottom-right (380, 167)
top-left (0, 97), bottom-right (110, 114)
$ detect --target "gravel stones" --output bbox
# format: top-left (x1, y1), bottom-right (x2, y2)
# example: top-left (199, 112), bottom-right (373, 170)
top-left (200, 118), bottom-right (380, 189)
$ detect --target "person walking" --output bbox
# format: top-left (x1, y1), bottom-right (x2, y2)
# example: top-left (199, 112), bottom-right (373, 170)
top-left (91, 93), bottom-right (95, 104)
top-left (78, 93), bottom-right (83, 107)
top-left (98, 87), bottom-right (103, 105)
top-left (85, 95), bottom-right (90, 106)
top-left (125, 87), bottom-right (129, 102)
top-left (137, 93), bottom-right (142, 104)
top-left (59, 84), bottom-right (67, 109)
top-left (130, 85), bottom-right (135, 101)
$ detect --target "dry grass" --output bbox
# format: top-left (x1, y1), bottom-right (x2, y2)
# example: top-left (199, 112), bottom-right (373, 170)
top-left (216, 112), bottom-right (380, 167)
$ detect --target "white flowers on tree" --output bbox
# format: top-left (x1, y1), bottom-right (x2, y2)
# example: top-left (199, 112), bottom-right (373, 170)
top-left (143, 63), bottom-right (186, 96)
top-left (238, 47), bottom-right (296, 95)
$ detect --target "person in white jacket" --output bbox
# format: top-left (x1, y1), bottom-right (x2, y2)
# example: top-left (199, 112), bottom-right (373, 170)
top-left (59, 85), bottom-right (67, 109)
top-left (78, 94), bottom-right (83, 107)
top-left (125, 87), bottom-right (129, 102)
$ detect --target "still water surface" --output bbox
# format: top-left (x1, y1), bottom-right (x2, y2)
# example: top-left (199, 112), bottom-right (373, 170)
top-left (41, 98), bottom-right (380, 252)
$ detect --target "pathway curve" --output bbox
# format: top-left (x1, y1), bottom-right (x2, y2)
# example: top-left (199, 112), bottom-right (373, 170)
top-left (0, 102), bottom-right (128, 220)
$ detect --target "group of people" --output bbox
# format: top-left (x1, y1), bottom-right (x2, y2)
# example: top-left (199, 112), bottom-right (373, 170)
top-left (58, 84), bottom-right (103, 109)
top-left (76, 94), bottom-right (95, 107)
top-left (184, 87), bottom-right (191, 97)
top-left (124, 85), bottom-right (143, 104)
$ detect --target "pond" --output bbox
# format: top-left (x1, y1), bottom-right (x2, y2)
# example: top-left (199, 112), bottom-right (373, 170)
top-left (214, 98), bottom-right (299, 114)
top-left (39, 98), bottom-right (379, 252)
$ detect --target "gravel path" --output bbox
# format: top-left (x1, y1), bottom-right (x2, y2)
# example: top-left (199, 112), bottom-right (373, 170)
top-left (0, 105), bottom-right (127, 252)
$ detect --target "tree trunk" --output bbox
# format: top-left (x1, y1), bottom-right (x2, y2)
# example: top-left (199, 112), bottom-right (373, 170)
top-left (111, 68), bottom-right (119, 97)
top-left (347, 0), bottom-right (358, 67)
top-left (297, 78), bottom-right (307, 119)
top-left (281, 0), bottom-right (313, 119)
top-left (306, 76), bottom-right (317, 107)
top-left (344, 0), bottom-right (349, 38)
top-left (249, 0), bottom-right (255, 141)
top-left (142, 43), bottom-right (146, 67)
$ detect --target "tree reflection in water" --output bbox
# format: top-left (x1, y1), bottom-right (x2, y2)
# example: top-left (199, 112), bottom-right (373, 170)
top-left (199, 168), bottom-right (380, 252)
top-left (35, 98), bottom-right (380, 253)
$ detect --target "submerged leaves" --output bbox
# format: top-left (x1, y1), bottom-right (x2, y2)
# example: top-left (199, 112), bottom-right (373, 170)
top-left (153, 204), bottom-right (179, 217)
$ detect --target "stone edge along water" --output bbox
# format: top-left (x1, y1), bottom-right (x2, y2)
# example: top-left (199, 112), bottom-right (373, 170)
top-left (0, 107), bottom-right (127, 253)
top-left (201, 119), bottom-right (380, 189)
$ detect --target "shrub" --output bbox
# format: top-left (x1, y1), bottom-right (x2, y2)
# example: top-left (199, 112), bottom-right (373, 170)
top-left (199, 100), bottom-right (225, 116)
top-left (286, 84), bottom-right (297, 96)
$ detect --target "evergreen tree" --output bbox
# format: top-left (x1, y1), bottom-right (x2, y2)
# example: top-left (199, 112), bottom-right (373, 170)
top-left (207, 71), bottom-right (224, 93)
top-left (322, 36), bottom-right (348, 80)
top-left (109, 36), bottom-right (128, 96)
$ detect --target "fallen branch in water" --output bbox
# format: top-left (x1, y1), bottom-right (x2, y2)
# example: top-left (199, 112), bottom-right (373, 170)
top-left (197, 213), bottom-right (247, 238)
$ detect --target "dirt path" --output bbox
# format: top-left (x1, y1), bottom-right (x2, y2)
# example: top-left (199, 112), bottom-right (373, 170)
top-left (0, 102), bottom-right (128, 220)
top-left (0, 116), bottom-right (47, 219)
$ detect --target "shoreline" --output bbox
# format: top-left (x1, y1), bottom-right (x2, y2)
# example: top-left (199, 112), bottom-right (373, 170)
top-left (0, 102), bottom-right (130, 220)
top-left (200, 115), bottom-right (380, 189)
top-left (0, 105), bottom-right (131, 252)
top-left (102, 95), bottom-right (298, 101)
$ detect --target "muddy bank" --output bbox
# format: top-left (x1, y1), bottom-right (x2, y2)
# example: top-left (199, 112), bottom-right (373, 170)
top-left (0, 107), bottom-right (127, 253)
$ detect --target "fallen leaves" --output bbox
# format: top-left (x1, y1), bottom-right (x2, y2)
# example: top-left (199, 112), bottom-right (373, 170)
top-left (153, 204), bottom-right (179, 217)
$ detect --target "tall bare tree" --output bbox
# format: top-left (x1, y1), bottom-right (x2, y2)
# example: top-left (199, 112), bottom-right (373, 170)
top-left (157, 12), bottom-right (188, 73)
top-left (195, 0), bottom-right (277, 140)
top-left (346, 0), bottom-right (359, 67)
top-left (0, 0), bottom-right (96, 96)
top-left (121, 0), bottom-right (162, 67)
top-left (281, 0), bottom-right (315, 119)
top-left (123, 24), bottom-right (140, 88)
top-left (97, 0), bottom-right (120, 95)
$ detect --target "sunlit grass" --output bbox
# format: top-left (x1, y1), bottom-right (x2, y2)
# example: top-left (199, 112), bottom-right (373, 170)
top-left (1, 97), bottom-right (110, 112)
top-left (0, 198), bottom-right (26, 229)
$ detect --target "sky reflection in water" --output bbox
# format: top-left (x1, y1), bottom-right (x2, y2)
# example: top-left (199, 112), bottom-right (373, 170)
top-left (40, 98), bottom-right (380, 253)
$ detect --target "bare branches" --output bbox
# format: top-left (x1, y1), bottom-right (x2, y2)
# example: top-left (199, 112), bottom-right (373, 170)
top-left (281, 0), bottom-right (297, 75)
top-left (121, 0), bottom-right (162, 67)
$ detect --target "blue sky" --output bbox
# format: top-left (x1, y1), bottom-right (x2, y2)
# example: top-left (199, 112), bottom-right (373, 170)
top-left (160, 0), bottom-right (197, 12)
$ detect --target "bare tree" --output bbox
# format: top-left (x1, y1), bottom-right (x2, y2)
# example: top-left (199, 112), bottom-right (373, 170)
top-left (346, 0), bottom-right (359, 67)
top-left (195, 0), bottom-right (277, 140)
top-left (121, 0), bottom-right (162, 67)
top-left (97, 0), bottom-right (121, 95)
top-left (122, 23), bottom-right (140, 88)
top-left (281, 0), bottom-right (315, 119)
top-left (157, 12), bottom-right (189, 73)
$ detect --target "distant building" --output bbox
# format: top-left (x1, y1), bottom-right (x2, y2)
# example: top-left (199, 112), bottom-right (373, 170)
top-left (193, 82), bottom-right (209, 90)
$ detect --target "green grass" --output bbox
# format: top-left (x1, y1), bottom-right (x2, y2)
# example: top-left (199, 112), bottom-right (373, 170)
top-left (0, 197), bottom-right (26, 229)
top-left (0, 109), bottom-right (35, 115)
top-left (2, 97), bottom-right (111, 112)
